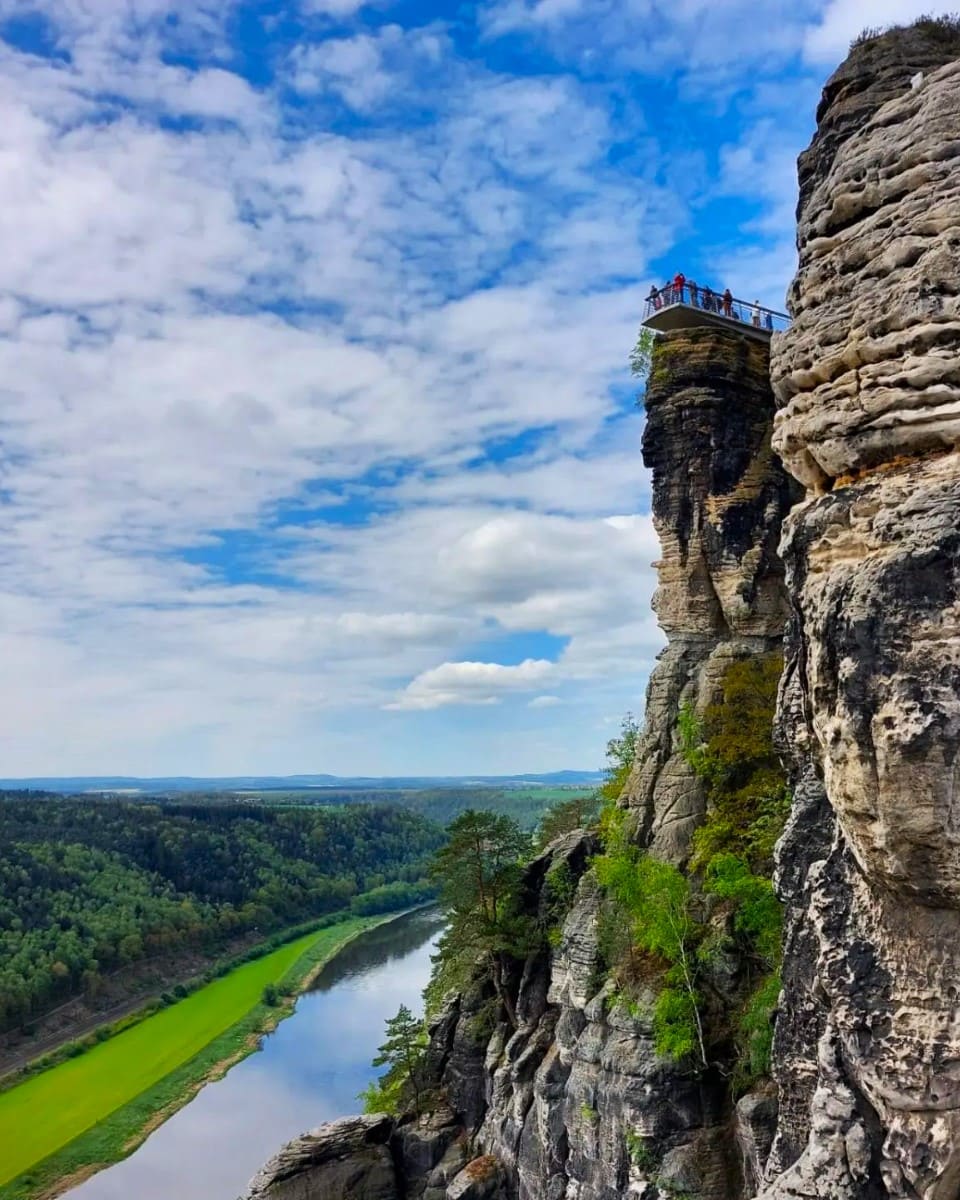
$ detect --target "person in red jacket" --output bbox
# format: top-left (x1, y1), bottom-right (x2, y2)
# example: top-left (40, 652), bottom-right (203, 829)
top-left (673, 272), bottom-right (685, 304)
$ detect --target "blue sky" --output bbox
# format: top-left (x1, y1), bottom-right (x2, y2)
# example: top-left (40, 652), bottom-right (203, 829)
top-left (0, 0), bottom-right (943, 776)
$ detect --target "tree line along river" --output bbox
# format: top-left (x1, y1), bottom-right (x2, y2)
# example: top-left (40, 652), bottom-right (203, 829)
top-left (1, 907), bottom-right (443, 1200)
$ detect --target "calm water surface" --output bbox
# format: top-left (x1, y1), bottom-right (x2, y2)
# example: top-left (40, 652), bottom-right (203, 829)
top-left (67, 908), bottom-right (444, 1200)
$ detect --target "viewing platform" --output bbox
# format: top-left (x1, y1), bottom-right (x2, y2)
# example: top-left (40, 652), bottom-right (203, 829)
top-left (642, 282), bottom-right (790, 342)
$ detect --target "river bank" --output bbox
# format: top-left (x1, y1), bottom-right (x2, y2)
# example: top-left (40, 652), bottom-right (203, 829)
top-left (0, 908), bottom-right (426, 1200)
top-left (65, 906), bottom-right (445, 1200)
top-left (0, 931), bottom-right (273, 1081)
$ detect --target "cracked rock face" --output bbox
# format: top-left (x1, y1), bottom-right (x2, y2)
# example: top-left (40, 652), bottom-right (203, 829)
top-left (772, 44), bottom-right (960, 493)
top-left (244, 1115), bottom-right (400, 1200)
top-left (240, 300), bottom-right (797, 1200)
top-left (470, 843), bottom-right (736, 1200)
top-left (458, 330), bottom-right (796, 1200)
top-left (761, 26), bottom-right (960, 1200)
top-left (624, 325), bottom-right (797, 864)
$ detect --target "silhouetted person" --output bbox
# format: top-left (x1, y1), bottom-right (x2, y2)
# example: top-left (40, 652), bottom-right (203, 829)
top-left (722, 288), bottom-right (733, 317)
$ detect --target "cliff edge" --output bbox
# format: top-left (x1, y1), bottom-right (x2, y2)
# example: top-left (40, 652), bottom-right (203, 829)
top-left (244, 322), bottom-right (795, 1200)
top-left (760, 21), bottom-right (960, 1200)
top-left (242, 23), bottom-right (960, 1200)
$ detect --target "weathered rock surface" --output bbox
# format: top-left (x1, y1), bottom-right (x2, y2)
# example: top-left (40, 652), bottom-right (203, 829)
top-left (625, 325), bottom-right (798, 864)
top-left (245, 1114), bottom-right (400, 1200)
top-left (761, 23), bottom-right (960, 1200)
top-left (474, 856), bottom-right (735, 1200)
top-left (438, 330), bottom-right (794, 1200)
top-left (437, 330), bottom-right (792, 1200)
top-left (736, 1092), bottom-right (779, 1198)
top-left (244, 1110), bottom-right (472, 1200)
top-left (772, 31), bottom-right (960, 492)
top-left (243, 321), bottom-right (796, 1200)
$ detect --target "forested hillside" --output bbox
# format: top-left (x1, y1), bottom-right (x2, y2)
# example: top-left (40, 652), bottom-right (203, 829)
top-left (295, 786), bottom-right (579, 829)
top-left (0, 797), bottom-right (442, 1032)
top-left (100, 786), bottom-right (585, 831)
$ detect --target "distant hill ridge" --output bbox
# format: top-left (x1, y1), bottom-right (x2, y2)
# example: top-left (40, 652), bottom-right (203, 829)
top-left (0, 770), bottom-right (601, 794)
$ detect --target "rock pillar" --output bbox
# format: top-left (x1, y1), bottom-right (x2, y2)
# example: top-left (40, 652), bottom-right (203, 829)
top-left (761, 24), bottom-right (960, 1200)
top-left (624, 324), bottom-right (797, 865)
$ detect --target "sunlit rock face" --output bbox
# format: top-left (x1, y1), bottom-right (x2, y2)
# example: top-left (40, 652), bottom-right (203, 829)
top-left (451, 333), bottom-right (797, 1200)
top-left (624, 325), bottom-right (797, 864)
top-left (761, 24), bottom-right (960, 1200)
top-left (772, 48), bottom-right (960, 493)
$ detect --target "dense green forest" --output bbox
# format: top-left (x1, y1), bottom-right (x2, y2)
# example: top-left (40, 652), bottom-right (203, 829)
top-left (0, 796), bottom-right (443, 1032)
top-left (124, 786), bottom-right (582, 830)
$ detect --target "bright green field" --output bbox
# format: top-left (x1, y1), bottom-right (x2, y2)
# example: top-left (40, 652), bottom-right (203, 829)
top-left (0, 920), bottom-right (367, 1186)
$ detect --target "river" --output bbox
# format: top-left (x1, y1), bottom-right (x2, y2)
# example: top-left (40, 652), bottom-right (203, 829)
top-left (66, 907), bottom-right (444, 1200)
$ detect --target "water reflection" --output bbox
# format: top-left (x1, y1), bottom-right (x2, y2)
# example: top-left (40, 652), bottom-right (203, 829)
top-left (66, 908), bottom-right (443, 1200)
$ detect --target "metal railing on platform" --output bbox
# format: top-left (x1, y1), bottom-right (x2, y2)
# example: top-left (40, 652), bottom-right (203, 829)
top-left (644, 284), bottom-right (790, 333)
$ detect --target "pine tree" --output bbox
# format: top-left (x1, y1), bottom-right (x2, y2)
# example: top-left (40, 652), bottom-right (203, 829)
top-left (429, 810), bottom-right (534, 1028)
top-left (368, 1004), bottom-right (428, 1114)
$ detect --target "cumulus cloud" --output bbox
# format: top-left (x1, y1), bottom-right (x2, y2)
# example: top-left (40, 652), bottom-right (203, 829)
top-left (483, 0), bottom-right (811, 83)
top-left (388, 659), bottom-right (555, 710)
top-left (303, 0), bottom-right (374, 14)
top-left (289, 25), bottom-right (447, 110)
top-left (0, 0), bottom-right (831, 773)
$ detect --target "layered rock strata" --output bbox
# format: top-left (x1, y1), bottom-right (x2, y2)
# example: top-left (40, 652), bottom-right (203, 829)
top-left (625, 325), bottom-right (797, 862)
top-left (760, 24), bottom-right (960, 1200)
top-left (244, 323), bottom-right (796, 1200)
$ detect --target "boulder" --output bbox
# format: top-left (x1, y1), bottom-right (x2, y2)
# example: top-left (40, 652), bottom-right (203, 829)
top-left (243, 1114), bottom-right (399, 1200)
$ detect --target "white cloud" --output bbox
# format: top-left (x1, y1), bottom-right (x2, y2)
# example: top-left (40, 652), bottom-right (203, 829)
top-left (0, 0), bottom-right (823, 774)
top-left (0, 12), bottom-right (669, 772)
top-left (388, 659), bottom-right (555, 710)
top-left (803, 1), bottom-right (959, 64)
top-left (303, 0), bottom-right (373, 14)
top-left (482, 0), bottom-right (812, 82)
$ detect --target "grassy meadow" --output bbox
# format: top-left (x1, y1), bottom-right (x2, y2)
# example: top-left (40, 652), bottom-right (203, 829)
top-left (0, 916), bottom-right (376, 1197)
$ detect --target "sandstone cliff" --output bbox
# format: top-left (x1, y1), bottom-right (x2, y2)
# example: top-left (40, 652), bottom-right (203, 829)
top-left (759, 21), bottom-right (960, 1200)
top-left (625, 326), bottom-right (796, 864)
top-left (244, 323), bottom-right (796, 1200)
top-left (244, 26), bottom-right (960, 1200)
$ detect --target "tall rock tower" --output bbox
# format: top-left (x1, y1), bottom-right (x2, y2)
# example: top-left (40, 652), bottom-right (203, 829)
top-left (760, 22), bottom-right (960, 1200)
top-left (624, 321), bottom-right (797, 866)
top-left (242, 311), bottom-right (803, 1200)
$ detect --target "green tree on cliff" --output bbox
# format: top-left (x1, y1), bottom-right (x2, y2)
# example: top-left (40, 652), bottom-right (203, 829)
top-left (361, 1003), bottom-right (429, 1115)
top-left (536, 714), bottom-right (637, 848)
top-left (428, 810), bottom-right (535, 1028)
top-left (536, 791), bottom-right (601, 847)
top-left (594, 809), bottom-right (709, 1067)
top-left (681, 654), bottom-right (788, 874)
top-left (630, 327), bottom-right (655, 384)
top-left (600, 712), bottom-right (640, 804)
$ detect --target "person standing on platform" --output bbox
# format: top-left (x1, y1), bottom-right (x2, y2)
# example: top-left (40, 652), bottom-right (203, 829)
top-left (752, 300), bottom-right (762, 327)
top-left (648, 284), bottom-right (661, 311)
top-left (673, 271), bottom-right (685, 303)
top-left (722, 288), bottom-right (733, 317)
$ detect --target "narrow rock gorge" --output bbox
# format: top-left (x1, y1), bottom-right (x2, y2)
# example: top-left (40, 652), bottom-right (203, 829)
top-left (244, 19), bottom-right (960, 1200)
